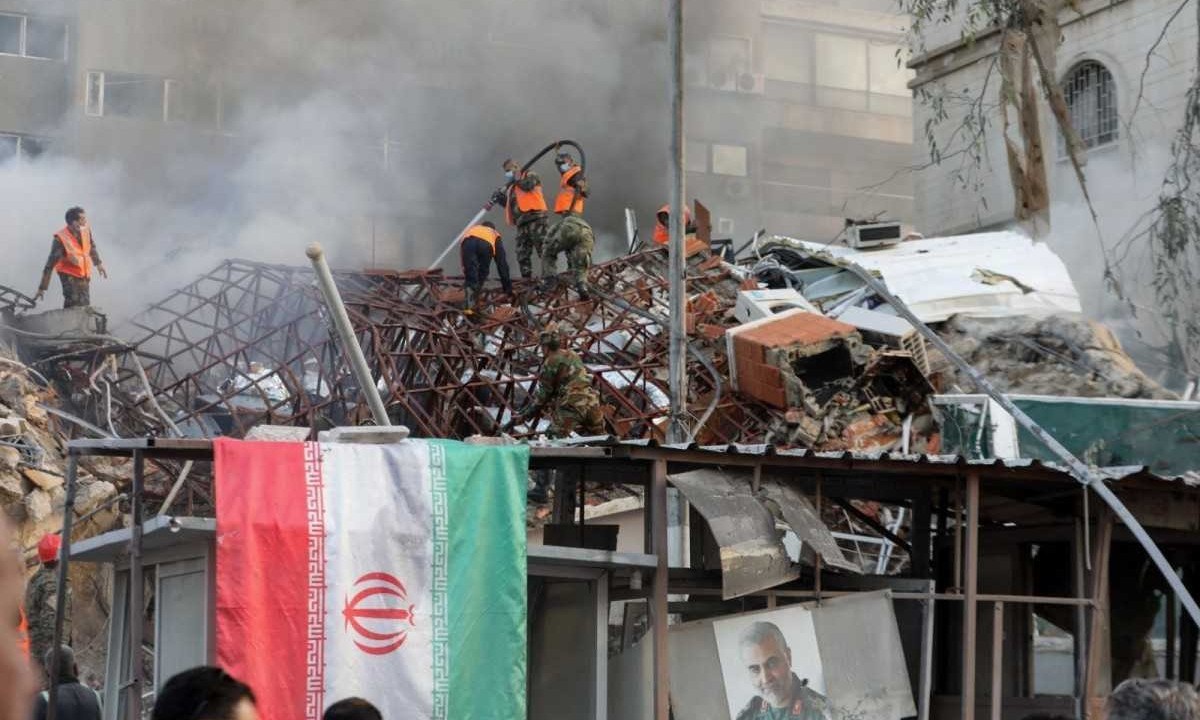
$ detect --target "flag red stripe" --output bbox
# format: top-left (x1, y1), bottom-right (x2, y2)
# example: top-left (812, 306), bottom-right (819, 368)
top-left (215, 439), bottom-right (320, 720)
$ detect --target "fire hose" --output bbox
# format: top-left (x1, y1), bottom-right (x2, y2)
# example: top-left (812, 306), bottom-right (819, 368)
top-left (428, 140), bottom-right (587, 270)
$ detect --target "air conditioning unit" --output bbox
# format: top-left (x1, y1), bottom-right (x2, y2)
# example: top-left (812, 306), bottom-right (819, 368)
top-left (846, 221), bottom-right (903, 249)
top-left (708, 69), bottom-right (737, 92)
top-left (737, 73), bottom-right (765, 94)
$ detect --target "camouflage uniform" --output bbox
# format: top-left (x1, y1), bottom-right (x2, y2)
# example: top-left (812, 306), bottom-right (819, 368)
top-left (542, 215), bottom-right (594, 285)
top-left (58, 275), bottom-right (91, 308)
top-left (735, 676), bottom-right (829, 720)
top-left (506, 172), bottom-right (549, 280)
top-left (25, 565), bottom-right (70, 670)
top-left (530, 348), bottom-right (603, 438)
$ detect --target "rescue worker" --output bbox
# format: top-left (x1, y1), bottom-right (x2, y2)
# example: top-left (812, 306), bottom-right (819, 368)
top-left (735, 621), bottom-right (830, 720)
top-left (652, 203), bottom-right (697, 245)
top-left (25, 533), bottom-right (69, 679)
top-left (34, 207), bottom-right (107, 309)
top-left (459, 221), bottom-right (513, 312)
top-left (513, 323), bottom-right (603, 437)
top-left (492, 158), bottom-right (549, 280)
top-left (553, 151), bottom-right (587, 217)
top-left (542, 150), bottom-right (594, 298)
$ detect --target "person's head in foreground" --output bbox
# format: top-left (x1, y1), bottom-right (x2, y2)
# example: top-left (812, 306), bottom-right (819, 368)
top-left (152, 667), bottom-right (257, 720)
top-left (323, 697), bottom-right (382, 720)
top-left (739, 621), bottom-right (796, 708)
top-left (1108, 678), bottom-right (1200, 720)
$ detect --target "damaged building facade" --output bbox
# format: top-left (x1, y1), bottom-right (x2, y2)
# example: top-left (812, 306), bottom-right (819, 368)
top-left (907, 0), bottom-right (1199, 379)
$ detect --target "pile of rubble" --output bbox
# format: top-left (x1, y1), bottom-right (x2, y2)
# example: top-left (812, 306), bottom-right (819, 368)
top-left (0, 323), bottom-right (125, 685)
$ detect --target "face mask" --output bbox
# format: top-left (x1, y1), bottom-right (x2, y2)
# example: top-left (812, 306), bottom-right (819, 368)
top-left (505, 170), bottom-right (515, 180)
top-left (559, 163), bottom-right (570, 173)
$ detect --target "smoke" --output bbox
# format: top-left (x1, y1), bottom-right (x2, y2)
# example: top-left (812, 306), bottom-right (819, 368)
top-left (1047, 142), bottom-right (1178, 384)
top-left (0, 0), bottom-right (671, 319)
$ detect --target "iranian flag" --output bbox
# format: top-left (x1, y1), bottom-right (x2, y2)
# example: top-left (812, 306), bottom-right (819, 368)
top-left (213, 438), bottom-right (529, 720)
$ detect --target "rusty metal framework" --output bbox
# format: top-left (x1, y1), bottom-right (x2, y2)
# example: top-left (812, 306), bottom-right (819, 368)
top-left (97, 249), bottom-right (780, 443)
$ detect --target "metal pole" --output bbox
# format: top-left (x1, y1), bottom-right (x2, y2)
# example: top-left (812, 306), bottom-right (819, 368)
top-left (128, 450), bottom-right (145, 720)
top-left (962, 472), bottom-right (980, 720)
top-left (650, 460), bottom-right (670, 720)
top-left (46, 454), bottom-right (77, 720)
top-left (991, 601), bottom-right (1004, 720)
top-left (306, 243), bottom-right (391, 426)
top-left (666, 0), bottom-right (687, 445)
top-left (813, 249), bottom-right (1200, 628)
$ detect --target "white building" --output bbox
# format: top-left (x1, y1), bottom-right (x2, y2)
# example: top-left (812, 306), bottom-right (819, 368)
top-left (908, 0), bottom-right (1199, 375)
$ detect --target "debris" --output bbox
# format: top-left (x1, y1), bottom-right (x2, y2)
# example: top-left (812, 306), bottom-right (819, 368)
top-left (22, 468), bottom-right (63, 491)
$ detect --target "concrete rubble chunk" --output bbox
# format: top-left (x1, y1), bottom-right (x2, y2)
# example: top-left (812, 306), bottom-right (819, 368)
top-left (74, 480), bottom-right (118, 515)
top-left (23, 488), bottom-right (52, 523)
top-left (0, 470), bottom-right (22, 505)
top-left (0, 417), bottom-right (26, 437)
top-left (0, 446), bottom-right (18, 472)
top-left (22, 467), bottom-right (64, 491)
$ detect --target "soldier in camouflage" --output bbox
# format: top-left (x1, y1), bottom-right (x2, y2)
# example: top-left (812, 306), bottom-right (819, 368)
top-left (493, 159), bottom-right (550, 280)
top-left (516, 323), bottom-right (604, 437)
top-left (542, 215), bottom-right (595, 300)
top-left (735, 621), bottom-right (830, 720)
top-left (26, 534), bottom-right (70, 681)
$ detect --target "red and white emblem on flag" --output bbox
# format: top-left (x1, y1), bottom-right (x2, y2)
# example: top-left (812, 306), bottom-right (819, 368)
top-left (342, 572), bottom-right (417, 655)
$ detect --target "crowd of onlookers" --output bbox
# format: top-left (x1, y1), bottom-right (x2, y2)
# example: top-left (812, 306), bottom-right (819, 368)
top-left (5, 506), bottom-right (1200, 720)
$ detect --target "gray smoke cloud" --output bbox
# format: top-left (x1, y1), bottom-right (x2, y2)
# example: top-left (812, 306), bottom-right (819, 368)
top-left (0, 0), bottom-right (671, 318)
top-left (1046, 143), bottom-right (1179, 386)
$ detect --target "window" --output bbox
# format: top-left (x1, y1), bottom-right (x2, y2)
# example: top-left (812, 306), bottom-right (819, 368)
top-left (85, 71), bottom-right (168, 120)
top-left (764, 23), bottom-right (811, 84)
top-left (1063, 60), bottom-right (1118, 149)
top-left (816, 34), bottom-right (868, 91)
top-left (712, 144), bottom-right (748, 176)
top-left (0, 15), bottom-right (20, 55)
top-left (0, 133), bottom-right (50, 166)
top-left (0, 13), bottom-right (66, 60)
top-left (24, 17), bottom-right (66, 60)
top-left (868, 42), bottom-right (912, 96)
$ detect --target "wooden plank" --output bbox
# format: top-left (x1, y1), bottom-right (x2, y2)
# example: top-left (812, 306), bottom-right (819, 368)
top-left (1084, 507), bottom-right (1114, 718)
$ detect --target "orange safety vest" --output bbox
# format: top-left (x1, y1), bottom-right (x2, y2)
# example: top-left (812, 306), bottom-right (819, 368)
top-left (505, 174), bottom-right (548, 226)
top-left (462, 225), bottom-right (501, 257)
top-left (16, 606), bottom-right (29, 660)
top-left (554, 166), bottom-right (585, 215)
top-left (652, 204), bottom-right (694, 245)
top-left (53, 226), bottom-right (93, 278)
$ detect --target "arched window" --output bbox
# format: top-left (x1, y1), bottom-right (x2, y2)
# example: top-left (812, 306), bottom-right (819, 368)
top-left (1062, 60), bottom-right (1118, 149)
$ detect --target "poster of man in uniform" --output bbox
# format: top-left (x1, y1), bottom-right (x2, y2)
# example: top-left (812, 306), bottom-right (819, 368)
top-left (714, 607), bottom-right (830, 720)
top-left (706, 593), bottom-right (917, 720)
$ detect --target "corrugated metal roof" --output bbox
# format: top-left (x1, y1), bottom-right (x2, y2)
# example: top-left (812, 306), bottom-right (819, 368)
top-left (532, 435), bottom-right (1197, 485)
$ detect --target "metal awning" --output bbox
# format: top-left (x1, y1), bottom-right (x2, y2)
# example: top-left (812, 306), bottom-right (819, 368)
top-left (669, 468), bottom-right (859, 600)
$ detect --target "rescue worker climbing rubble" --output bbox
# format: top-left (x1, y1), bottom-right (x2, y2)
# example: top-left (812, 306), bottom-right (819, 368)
top-left (542, 150), bottom-right (594, 299)
top-left (512, 322), bottom-right (604, 437)
top-left (34, 207), bottom-right (106, 309)
top-left (25, 533), bottom-right (69, 682)
top-left (492, 158), bottom-right (549, 280)
top-left (459, 221), bottom-right (514, 312)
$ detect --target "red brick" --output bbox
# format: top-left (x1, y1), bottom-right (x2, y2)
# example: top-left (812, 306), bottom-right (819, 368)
top-left (739, 277), bottom-right (759, 290)
top-left (697, 323), bottom-right (726, 340)
top-left (737, 312), bottom-right (856, 350)
top-left (698, 254), bottom-right (724, 272)
top-left (684, 237), bottom-right (709, 258)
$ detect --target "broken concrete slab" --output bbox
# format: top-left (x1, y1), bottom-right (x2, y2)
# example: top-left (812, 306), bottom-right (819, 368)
top-left (0, 446), bottom-right (18, 472)
top-left (22, 468), bottom-right (63, 491)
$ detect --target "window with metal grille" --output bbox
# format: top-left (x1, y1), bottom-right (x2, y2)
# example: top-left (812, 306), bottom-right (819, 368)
top-left (1062, 60), bottom-right (1118, 150)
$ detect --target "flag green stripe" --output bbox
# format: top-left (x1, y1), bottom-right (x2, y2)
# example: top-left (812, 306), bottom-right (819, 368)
top-left (431, 440), bottom-right (529, 720)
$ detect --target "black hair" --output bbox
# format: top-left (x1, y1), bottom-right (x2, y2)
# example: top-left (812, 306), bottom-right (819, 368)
top-left (43, 645), bottom-right (77, 683)
top-left (152, 667), bottom-right (256, 720)
top-left (481, 221), bottom-right (497, 230)
top-left (65, 207), bottom-right (85, 224)
top-left (323, 697), bottom-right (383, 720)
